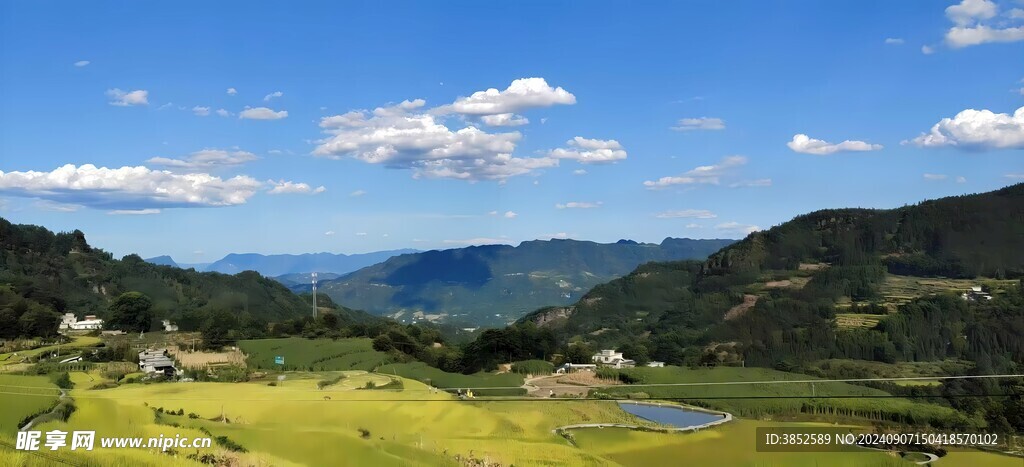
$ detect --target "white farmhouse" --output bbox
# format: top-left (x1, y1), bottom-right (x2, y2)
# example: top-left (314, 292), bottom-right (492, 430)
top-left (58, 313), bottom-right (104, 331)
top-left (592, 349), bottom-right (636, 368)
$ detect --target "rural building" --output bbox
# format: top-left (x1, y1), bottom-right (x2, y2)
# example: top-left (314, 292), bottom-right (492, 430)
top-left (161, 320), bottom-right (179, 332)
top-left (138, 349), bottom-right (177, 377)
top-left (962, 286), bottom-right (993, 302)
top-left (646, 361), bottom-right (665, 368)
top-left (59, 313), bottom-right (105, 331)
top-left (592, 349), bottom-right (636, 368)
top-left (555, 363), bottom-right (597, 374)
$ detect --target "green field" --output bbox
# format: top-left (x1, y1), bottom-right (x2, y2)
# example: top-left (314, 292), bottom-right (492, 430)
top-left (239, 337), bottom-right (391, 371)
top-left (0, 374), bottom-right (60, 434)
top-left (597, 367), bottom-right (973, 427)
top-left (0, 335), bottom-right (102, 368)
top-left (381, 362), bottom-right (526, 396)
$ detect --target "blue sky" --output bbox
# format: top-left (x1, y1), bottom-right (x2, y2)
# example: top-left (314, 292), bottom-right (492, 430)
top-left (1, 0), bottom-right (1023, 262)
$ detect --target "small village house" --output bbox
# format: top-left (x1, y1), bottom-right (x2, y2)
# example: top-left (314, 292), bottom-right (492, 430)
top-left (59, 313), bottom-right (104, 331)
top-left (592, 349), bottom-right (636, 368)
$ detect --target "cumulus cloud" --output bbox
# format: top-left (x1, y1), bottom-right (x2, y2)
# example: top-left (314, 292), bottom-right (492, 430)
top-left (943, 0), bottom-right (1024, 48)
top-left (106, 88), bottom-right (148, 106)
top-left (438, 77), bottom-right (575, 115)
top-left (885, 38), bottom-right (905, 44)
top-left (923, 173), bottom-right (949, 180)
top-left (192, 106), bottom-right (210, 116)
top-left (503, 211), bottom-right (518, 219)
top-left (643, 156), bottom-right (748, 189)
top-left (313, 100), bottom-right (554, 181)
top-left (956, 176), bottom-right (967, 183)
top-left (0, 164), bottom-right (262, 209)
top-left (787, 134), bottom-right (883, 155)
top-left (548, 137), bottom-right (627, 164)
top-left (266, 180), bottom-right (326, 195)
top-left (349, 189), bottom-right (367, 197)
top-left (672, 117), bottom-right (726, 131)
top-left (555, 201), bottom-right (602, 209)
top-left (906, 105), bottom-right (1024, 150)
top-left (215, 109), bottom-right (231, 117)
top-left (324, 230), bottom-right (336, 236)
top-left (226, 88), bottom-right (237, 95)
top-left (655, 209), bottom-right (717, 219)
top-left (572, 169), bottom-right (588, 175)
top-left (922, 45), bottom-right (936, 54)
top-left (74, 60), bottom-right (90, 67)
top-left (147, 149), bottom-right (258, 170)
top-left (264, 91), bottom-right (284, 101)
top-left (239, 107), bottom-right (288, 120)
top-left (109, 209), bottom-right (160, 215)
top-left (716, 222), bottom-right (760, 235)
top-left (480, 113), bottom-right (529, 127)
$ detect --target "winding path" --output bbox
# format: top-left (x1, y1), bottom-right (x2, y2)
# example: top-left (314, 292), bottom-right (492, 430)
top-left (19, 388), bottom-right (68, 432)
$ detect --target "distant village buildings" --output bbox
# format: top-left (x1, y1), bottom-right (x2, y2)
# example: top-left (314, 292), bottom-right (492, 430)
top-left (962, 286), bottom-right (993, 302)
top-left (592, 349), bottom-right (636, 368)
top-left (138, 349), bottom-right (177, 377)
top-left (59, 313), bottom-right (104, 331)
top-left (162, 320), bottom-right (179, 332)
top-left (555, 363), bottom-right (597, 374)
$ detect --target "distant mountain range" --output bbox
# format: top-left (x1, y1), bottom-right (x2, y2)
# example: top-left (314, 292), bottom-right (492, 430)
top-left (144, 250), bottom-right (419, 276)
top-left (303, 238), bottom-right (735, 325)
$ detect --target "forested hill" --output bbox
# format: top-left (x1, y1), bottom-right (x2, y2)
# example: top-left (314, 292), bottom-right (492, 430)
top-left (311, 237), bottom-right (735, 325)
top-left (516, 184), bottom-right (1024, 371)
top-left (0, 217), bottom-right (373, 338)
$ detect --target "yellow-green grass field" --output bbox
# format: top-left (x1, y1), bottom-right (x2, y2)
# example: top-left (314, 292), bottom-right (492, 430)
top-left (239, 337), bottom-right (391, 371)
top-left (1, 370), bottom-right (1016, 466)
top-left (0, 374), bottom-right (60, 433)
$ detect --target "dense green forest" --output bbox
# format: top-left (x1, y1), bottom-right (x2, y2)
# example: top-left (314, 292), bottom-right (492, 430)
top-left (0, 217), bottom-right (372, 338)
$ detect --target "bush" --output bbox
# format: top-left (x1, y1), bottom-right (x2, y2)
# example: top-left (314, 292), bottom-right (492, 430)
top-left (317, 374), bottom-right (346, 389)
top-left (51, 372), bottom-right (73, 390)
top-left (510, 359), bottom-right (554, 375)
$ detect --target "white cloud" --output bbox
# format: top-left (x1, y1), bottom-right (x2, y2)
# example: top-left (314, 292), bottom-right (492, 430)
top-left (438, 77), bottom-right (575, 115)
top-left (956, 176), bottom-right (967, 183)
top-left (108, 209), bottom-right (160, 215)
top-left (192, 106), bottom-right (210, 116)
top-left (539, 232), bottom-right (571, 240)
top-left (0, 164), bottom-right (262, 209)
top-left (349, 189), bottom-right (367, 197)
top-left (906, 105), bottom-right (1024, 150)
top-left (643, 155), bottom-right (748, 189)
top-left (106, 88), bottom-right (148, 106)
top-left (226, 88), bottom-right (237, 95)
top-left (1006, 173), bottom-right (1024, 179)
top-left (34, 200), bottom-right (82, 212)
top-left (787, 134), bottom-right (883, 155)
top-left (549, 137), bottom-right (628, 164)
top-left (923, 173), bottom-right (949, 181)
top-left (884, 38), bottom-right (905, 45)
top-left (480, 113), bottom-right (529, 127)
top-left (215, 109), bottom-right (231, 117)
top-left (239, 107), bottom-right (288, 120)
top-left (685, 223), bottom-right (702, 229)
top-left (503, 211), bottom-right (518, 219)
top-left (922, 45), bottom-right (936, 54)
top-left (555, 201), bottom-right (602, 209)
top-left (942, 0), bottom-right (1024, 48)
top-left (654, 209), bottom-right (717, 219)
top-left (324, 230), bottom-right (335, 236)
top-left (314, 100), bottom-right (554, 181)
top-left (572, 169), bottom-right (588, 175)
top-left (147, 149), bottom-right (258, 170)
top-left (263, 91), bottom-right (284, 101)
top-left (74, 60), bottom-right (90, 67)
top-left (355, 232), bottom-right (368, 236)
top-left (946, 0), bottom-right (997, 26)
top-left (266, 180), bottom-right (326, 195)
top-left (716, 222), bottom-right (760, 235)
top-left (672, 117), bottom-right (725, 131)
top-left (730, 178), bottom-right (772, 188)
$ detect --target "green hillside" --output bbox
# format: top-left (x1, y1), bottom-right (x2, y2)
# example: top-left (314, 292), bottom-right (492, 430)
top-left (0, 217), bottom-right (371, 337)
top-left (314, 237), bottom-right (735, 325)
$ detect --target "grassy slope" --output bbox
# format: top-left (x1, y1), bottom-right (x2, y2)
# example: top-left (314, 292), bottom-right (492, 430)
top-left (0, 374), bottom-right (59, 434)
top-left (239, 337), bottom-right (391, 371)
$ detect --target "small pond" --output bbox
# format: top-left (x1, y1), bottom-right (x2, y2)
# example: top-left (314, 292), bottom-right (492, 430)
top-left (617, 402), bottom-right (724, 428)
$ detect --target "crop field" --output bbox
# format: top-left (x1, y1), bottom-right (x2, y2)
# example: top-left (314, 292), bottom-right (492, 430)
top-left (380, 362), bottom-right (526, 396)
top-left (597, 367), bottom-right (972, 427)
top-left (834, 313), bottom-right (883, 329)
top-left (239, 337), bottom-right (391, 371)
top-left (0, 374), bottom-right (60, 434)
top-left (879, 275), bottom-right (1019, 307)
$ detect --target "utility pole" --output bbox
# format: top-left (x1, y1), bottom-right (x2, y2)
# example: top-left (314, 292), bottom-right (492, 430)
top-left (311, 272), bottom-right (318, 319)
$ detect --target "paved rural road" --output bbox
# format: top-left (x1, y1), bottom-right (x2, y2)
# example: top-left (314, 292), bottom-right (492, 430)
top-left (19, 388), bottom-right (68, 432)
